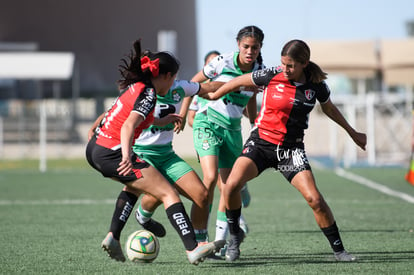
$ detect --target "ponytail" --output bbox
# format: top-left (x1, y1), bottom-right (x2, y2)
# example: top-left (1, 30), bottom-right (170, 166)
top-left (305, 61), bottom-right (327, 83)
top-left (256, 52), bottom-right (264, 69)
top-left (117, 39), bottom-right (180, 90)
top-left (118, 39), bottom-right (150, 90)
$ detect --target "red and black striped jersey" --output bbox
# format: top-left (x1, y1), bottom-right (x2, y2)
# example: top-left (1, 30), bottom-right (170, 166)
top-left (95, 82), bottom-right (156, 150)
top-left (252, 66), bottom-right (330, 146)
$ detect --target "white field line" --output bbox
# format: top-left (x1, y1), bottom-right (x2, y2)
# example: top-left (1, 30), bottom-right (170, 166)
top-left (0, 199), bottom-right (115, 206)
top-left (335, 167), bottom-right (414, 204)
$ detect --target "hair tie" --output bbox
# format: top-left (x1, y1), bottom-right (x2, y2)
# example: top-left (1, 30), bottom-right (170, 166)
top-left (141, 56), bottom-right (160, 77)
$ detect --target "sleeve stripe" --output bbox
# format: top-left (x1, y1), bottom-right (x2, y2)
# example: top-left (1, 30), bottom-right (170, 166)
top-left (132, 110), bottom-right (146, 120)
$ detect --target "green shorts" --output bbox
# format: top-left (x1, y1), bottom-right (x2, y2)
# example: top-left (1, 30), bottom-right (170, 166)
top-left (193, 118), bottom-right (243, 169)
top-left (135, 149), bottom-right (193, 185)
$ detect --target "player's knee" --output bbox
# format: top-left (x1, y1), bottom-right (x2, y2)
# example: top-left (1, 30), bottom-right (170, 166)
top-left (306, 195), bottom-right (324, 211)
top-left (202, 174), bottom-right (218, 190)
top-left (224, 179), bottom-right (242, 198)
top-left (193, 188), bottom-right (209, 209)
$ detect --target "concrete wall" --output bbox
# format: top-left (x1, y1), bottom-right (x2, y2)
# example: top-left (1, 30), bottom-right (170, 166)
top-left (0, 0), bottom-right (198, 96)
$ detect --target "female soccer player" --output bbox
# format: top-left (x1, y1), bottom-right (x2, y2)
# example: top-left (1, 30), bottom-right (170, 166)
top-left (189, 26), bottom-right (264, 249)
top-left (202, 39), bottom-right (366, 262)
top-left (133, 77), bottom-right (224, 242)
top-left (85, 39), bottom-right (224, 265)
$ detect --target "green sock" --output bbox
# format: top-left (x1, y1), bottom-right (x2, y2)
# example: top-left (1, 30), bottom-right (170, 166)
top-left (194, 229), bottom-right (208, 243)
top-left (136, 203), bottom-right (153, 224)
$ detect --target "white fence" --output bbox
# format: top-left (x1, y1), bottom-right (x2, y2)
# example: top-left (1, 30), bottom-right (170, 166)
top-left (319, 92), bottom-right (411, 167)
top-left (0, 93), bottom-right (412, 169)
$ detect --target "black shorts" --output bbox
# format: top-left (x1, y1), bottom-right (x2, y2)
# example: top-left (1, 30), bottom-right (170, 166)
top-left (86, 136), bottom-right (149, 183)
top-left (240, 129), bottom-right (311, 182)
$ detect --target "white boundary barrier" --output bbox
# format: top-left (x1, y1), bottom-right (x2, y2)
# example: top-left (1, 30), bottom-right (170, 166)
top-left (0, 52), bottom-right (75, 172)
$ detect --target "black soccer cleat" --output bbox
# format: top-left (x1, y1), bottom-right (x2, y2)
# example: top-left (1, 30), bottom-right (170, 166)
top-left (135, 210), bottom-right (166, 237)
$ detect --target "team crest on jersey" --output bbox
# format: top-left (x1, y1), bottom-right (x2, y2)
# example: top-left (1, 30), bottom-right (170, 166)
top-left (172, 90), bottom-right (181, 102)
top-left (202, 140), bottom-right (210, 150)
top-left (304, 89), bottom-right (315, 100)
top-left (242, 147), bottom-right (251, 154)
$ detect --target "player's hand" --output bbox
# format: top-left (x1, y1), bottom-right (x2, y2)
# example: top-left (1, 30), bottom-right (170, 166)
top-left (175, 115), bottom-right (188, 134)
top-left (156, 114), bottom-right (182, 127)
top-left (174, 119), bottom-right (182, 133)
top-left (117, 157), bottom-right (133, 176)
top-left (352, 131), bottom-right (367, 151)
top-left (199, 92), bottom-right (215, 100)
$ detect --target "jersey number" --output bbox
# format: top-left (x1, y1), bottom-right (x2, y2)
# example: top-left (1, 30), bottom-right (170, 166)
top-left (103, 100), bottom-right (123, 129)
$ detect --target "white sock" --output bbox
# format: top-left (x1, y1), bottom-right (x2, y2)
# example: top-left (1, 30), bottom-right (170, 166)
top-left (239, 213), bottom-right (247, 226)
top-left (215, 219), bottom-right (228, 241)
top-left (136, 204), bottom-right (152, 224)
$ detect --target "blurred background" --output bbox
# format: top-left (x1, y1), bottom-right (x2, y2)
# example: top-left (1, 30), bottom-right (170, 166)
top-left (0, 0), bottom-right (413, 171)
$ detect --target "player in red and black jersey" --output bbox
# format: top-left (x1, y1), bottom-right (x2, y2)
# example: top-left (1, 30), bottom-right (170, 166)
top-left (85, 39), bottom-right (224, 265)
top-left (252, 65), bottom-right (331, 146)
top-left (203, 39), bottom-right (366, 262)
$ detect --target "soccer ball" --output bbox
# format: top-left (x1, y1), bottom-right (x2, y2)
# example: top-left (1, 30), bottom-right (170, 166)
top-left (125, 230), bottom-right (160, 263)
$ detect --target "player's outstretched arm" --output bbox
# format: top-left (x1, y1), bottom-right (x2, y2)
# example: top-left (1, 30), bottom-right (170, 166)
top-left (201, 73), bottom-right (255, 100)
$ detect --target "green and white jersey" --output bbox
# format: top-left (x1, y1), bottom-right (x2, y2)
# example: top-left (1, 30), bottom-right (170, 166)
top-left (133, 80), bottom-right (200, 153)
top-left (190, 93), bottom-right (211, 125)
top-left (189, 95), bottom-right (208, 112)
top-left (200, 51), bottom-right (264, 130)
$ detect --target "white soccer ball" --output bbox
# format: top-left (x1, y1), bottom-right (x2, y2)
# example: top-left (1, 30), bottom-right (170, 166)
top-left (125, 230), bottom-right (160, 263)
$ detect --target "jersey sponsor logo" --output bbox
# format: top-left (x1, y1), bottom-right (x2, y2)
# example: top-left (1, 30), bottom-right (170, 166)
top-left (254, 68), bottom-right (270, 78)
top-left (304, 89), bottom-right (315, 100)
top-left (156, 104), bottom-right (176, 118)
top-left (272, 93), bottom-right (282, 100)
top-left (275, 83), bottom-right (285, 93)
top-left (137, 88), bottom-right (156, 115)
top-left (303, 102), bottom-right (315, 107)
top-left (290, 97), bottom-right (300, 105)
top-left (271, 83), bottom-right (285, 100)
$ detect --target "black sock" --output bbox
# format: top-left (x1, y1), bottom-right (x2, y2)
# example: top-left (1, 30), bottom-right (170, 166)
top-left (166, 202), bottom-right (197, 251)
top-left (321, 221), bottom-right (345, 252)
top-left (226, 207), bottom-right (241, 235)
top-left (109, 190), bottom-right (137, 240)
